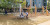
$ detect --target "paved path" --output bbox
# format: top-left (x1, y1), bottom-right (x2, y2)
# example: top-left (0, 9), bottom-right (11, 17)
top-left (29, 16), bottom-right (50, 25)
top-left (38, 20), bottom-right (50, 25)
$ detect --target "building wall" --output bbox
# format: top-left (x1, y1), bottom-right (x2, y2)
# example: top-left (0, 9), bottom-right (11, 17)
top-left (26, 0), bottom-right (47, 8)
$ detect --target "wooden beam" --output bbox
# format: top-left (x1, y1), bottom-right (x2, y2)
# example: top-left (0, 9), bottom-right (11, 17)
top-left (35, 5), bottom-right (37, 16)
top-left (30, 0), bottom-right (31, 9)
top-left (46, 6), bottom-right (49, 16)
top-left (42, 6), bottom-right (44, 15)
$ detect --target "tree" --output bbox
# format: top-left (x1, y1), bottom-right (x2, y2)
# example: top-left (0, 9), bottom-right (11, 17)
top-left (47, 0), bottom-right (50, 9)
top-left (0, 0), bottom-right (25, 8)
top-left (21, 1), bottom-right (26, 8)
top-left (30, 8), bottom-right (33, 14)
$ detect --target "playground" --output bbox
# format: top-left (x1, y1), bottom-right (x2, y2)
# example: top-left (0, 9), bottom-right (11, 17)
top-left (0, 3), bottom-right (50, 25)
top-left (0, 5), bottom-right (50, 25)
top-left (0, 0), bottom-right (50, 25)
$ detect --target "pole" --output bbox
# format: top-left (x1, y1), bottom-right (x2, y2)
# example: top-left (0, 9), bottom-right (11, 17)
top-left (46, 6), bottom-right (49, 16)
top-left (20, 4), bottom-right (21, 16)
top-left (30, 0), bottom-right (31, 9)
top-left (42, 6), bottom-right (44, 14)
top-left (35, 5), bottom-right (37, 16)
top-left (29, 0), bottom-right (31, 14)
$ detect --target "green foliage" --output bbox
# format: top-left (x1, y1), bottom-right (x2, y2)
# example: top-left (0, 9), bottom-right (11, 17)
top-left (30, 8), bottom-right (33, 14)
top-left (48, 0), bottom-right (50, 2)
top-left (47, 0), bottom-right (50, 9)
top-left (21, 1), bottom-right (26, 8)
top-left (0, 0), bottom-right (25, 9)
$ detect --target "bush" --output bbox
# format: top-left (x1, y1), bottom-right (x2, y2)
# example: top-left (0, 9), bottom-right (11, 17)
top-left (0, 9), bottom-right (4, 13)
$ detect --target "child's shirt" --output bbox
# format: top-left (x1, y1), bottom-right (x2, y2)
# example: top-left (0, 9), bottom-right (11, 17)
top-left (26, 12), bottom-right (28, 15)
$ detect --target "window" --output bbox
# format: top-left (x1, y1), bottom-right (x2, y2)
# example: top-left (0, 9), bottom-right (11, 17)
top-left (43, 0), bottom-right (47, 6)
top-left (44, 0), bottom-right (46, 2)
top-left (33, 0), bottom-right (34, 6)
top-left (44, 3), bottom-right (46, 6)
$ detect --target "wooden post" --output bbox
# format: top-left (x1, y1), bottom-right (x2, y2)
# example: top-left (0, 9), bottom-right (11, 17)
top-left (30, 0), bottom-right (32, 16)
top-left (46, 6), bottom-right (49, 16)
top-left (30, 0), bottom-right (31, 8)
top-left (28, 6), bottom-right (31, 14)
top-left (35, 5), bottom-right (37, 16)
top-left (42, 6), bottom-right (44, 15)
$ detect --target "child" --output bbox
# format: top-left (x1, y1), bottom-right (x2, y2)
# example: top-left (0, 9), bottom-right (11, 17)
top-left (5, 10), bottom-right (7, 15)
top-left (26, 11), bottom-right (28, 19)
top-left (21, 12), bottom-right (24, 18)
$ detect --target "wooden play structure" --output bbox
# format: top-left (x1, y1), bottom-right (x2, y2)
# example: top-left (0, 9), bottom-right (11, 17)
top-left (16, 0), bottom-right (49, 18)
top-left (27, 5), bottom-right (49, 16)
top-left (26, 0), bottom-right (49, 16)
top-left (27, 4), bottom-right (49, 16)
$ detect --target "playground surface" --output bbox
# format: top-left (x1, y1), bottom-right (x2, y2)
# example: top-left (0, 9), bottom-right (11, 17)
top-left (0, 13), bottom-right (50, 25)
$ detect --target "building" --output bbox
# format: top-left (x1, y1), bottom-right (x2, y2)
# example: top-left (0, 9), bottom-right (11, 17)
top-left (26, 0), bottom-right (47, 8)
